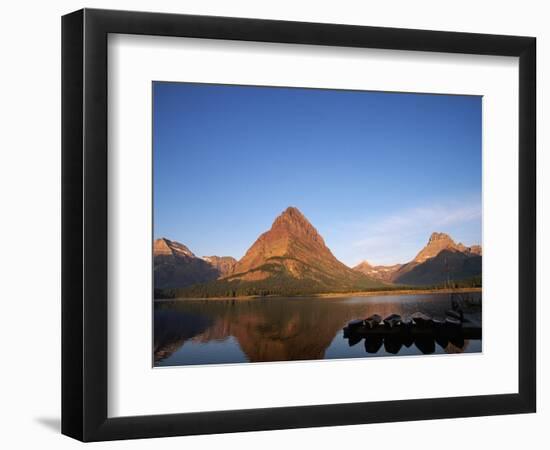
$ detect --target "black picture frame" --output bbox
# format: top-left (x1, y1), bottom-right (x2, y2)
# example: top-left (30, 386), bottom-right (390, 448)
top-left (62, 8), bottom-right (536, 442)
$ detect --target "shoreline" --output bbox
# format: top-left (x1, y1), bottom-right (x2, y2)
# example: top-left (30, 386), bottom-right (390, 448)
top-left (154, 287), bottom-right (482, 302)
top-left (315, 287), bottom-right (481, 299)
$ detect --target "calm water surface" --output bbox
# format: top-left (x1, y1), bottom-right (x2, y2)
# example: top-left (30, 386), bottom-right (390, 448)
top-left (154, 293), bottom-right (481, 367)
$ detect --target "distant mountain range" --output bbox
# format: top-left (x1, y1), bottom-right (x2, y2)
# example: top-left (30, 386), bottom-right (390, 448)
top-left (153, 238), bottom-right (236, 289)
top-left (353, 232), bottom-right (481, 286)
top-left (154, 207), bottom-right (481, 298)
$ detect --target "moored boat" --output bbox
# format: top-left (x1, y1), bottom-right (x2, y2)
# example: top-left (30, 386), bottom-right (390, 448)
top-left (411, 312), bottom-right (433, 327)
top-left (383, 313), bottom-right (402, 328)
top-left (445, 317), bottom-right (462, 328)
top-left (445, 309), bottom-right (463, 321)
top-left (365, 314), bottom-right (382, 329)
top-left (347, 318), bottom-right (364, 329)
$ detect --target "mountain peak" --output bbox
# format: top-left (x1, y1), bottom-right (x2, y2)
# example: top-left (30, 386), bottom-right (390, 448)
top-left (428, 232), bottom-right (454, 244)
top-left (225, 206), bottom-right (385, 293)
top-left (468, 245), bottom-right (482, 256)
top-left (273, 206), bottom-right (310, 226)
top-left (413, 232), bottom-right (457, 263)
top-left (153, 238), bottom-right (195, 258)
top-left (354, 260), bottom-right (373, 270)
top-left (283, 206), bottom-right (303, 216)
top-left (270, 206), bottom-right (325, 245)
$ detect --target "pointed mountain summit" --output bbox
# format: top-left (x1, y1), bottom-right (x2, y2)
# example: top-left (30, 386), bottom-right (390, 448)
top-left (353, 260), bottom-right (373, 271)
top-left (154, 238), bottom-right (196, 258)
top-left (353, 232), bottom-right (482, 286)
top-left (353, 260), bottom-right (403, 282)
top-left (175, 207), bottom-right (385, 297)
top-left (412, 232), bottom-right (459, 263)
top-left (232, 206), bottom-right (339, 277)
top-left (412, 232), bottom-right (482, 263)
top-left (392, 232), bottom-right (482, 285)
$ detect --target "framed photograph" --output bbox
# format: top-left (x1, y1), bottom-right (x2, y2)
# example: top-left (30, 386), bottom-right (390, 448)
top-left (62, 8), bottom-right (536, 441)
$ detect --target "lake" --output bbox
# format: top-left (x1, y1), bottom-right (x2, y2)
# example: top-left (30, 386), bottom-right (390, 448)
top-left (154, 292), bottom-right (482, 367)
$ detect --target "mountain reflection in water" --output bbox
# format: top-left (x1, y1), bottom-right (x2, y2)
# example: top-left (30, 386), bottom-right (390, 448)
top-left (154, 293), bottom-right (481, 366)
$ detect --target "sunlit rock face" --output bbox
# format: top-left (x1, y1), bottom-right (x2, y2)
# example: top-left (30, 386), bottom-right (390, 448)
top-left (354, 232), bottom-right (482, 286)
top-left (202, 256), bottom-right (237, 277)
top-left (153, 238), bottom-right (235, 289)
top-left (391, 232), bottom-right (482, 286)
top-left (225, 206), bottom-right (383, 291)
top-left (413, 232), bottom-right (470, 263)
top-left (353, 261), bottom-right (403, 282)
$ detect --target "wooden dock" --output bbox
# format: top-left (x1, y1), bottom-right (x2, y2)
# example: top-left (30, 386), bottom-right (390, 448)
top-left (343, 313), bottom-right (481, 341)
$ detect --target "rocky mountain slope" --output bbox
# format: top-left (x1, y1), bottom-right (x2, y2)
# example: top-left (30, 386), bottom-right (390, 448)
top-left (225, 207), bottom-right (383, 289)
top-left (153, 238), bottom-right (235, 289)
top-left (354, 232), bottom-right (482, 286)
top-left (155, 218), bottom-right (481, 296)
top-left (353, 261), bottom-right (403, 282)
top-left (202, 256), bottom-right (237, 277)
top-left (165, 207), bottom-right (384, 297)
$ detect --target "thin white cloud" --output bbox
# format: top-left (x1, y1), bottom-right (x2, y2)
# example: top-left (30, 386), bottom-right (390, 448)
top-left (329, 200), bottom-right (481, 267)
top-left (353, 204), bottom-right (481, 247)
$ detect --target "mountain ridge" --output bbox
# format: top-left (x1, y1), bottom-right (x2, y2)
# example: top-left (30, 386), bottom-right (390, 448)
top-left (153, 238), bottom-right (236, 289)
top-left (354, 232), bottom-right (481, 286)
top-left (221, 206), bottom-right (384, 291)
top-left (159, 207), bottom-right (385, 297)
top-left (154, 209), bottom-right (481, 297)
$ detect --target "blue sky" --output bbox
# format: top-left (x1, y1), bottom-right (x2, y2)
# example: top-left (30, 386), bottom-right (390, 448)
top-left (153, 82), bottom-right (481, 266)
